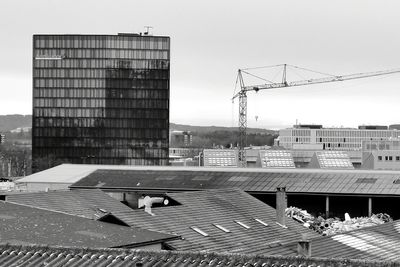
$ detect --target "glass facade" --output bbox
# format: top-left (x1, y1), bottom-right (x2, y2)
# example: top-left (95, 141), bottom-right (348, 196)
top-left (32, 34), bottom-right (170, 171)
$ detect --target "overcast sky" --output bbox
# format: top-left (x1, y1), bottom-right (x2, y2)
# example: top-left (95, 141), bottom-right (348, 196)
top-left (1, 0), bottom-right (400, 129)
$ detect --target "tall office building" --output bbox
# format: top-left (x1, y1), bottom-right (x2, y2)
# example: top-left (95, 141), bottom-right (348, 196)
top-left (32, 33), bottom-right (170, 171)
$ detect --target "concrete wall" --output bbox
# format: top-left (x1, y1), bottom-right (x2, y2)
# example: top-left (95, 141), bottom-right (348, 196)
top-left (15, 182), bottom-right (71, 192)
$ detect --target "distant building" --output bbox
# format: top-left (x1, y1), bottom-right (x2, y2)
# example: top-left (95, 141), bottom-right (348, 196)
top-left (389, 124), bottom-right (400, 130)
top-left (10, 127), bottom-right (31, 133)
top-left (358, 125), bottom-right (388, 130)
top-left (169, 130), bottom-right (193, 147)
top-left (32, 33), bottom-right (170, 172)
top-left (361, 139), bottom-right (400, 170)
top-left (278, 124), bottom-right (400, 151)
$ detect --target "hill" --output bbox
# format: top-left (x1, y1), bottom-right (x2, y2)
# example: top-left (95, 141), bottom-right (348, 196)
top-left (170, 123), bottom-right (277, 135)
top-left (0, 115), bottom-right (32, 132)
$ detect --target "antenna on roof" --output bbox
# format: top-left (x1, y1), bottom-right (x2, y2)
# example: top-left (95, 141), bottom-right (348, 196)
top-left (144, 26), bottom-right (153, 35)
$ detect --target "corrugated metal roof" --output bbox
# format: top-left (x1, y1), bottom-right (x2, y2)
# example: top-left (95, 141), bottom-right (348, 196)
top-left (119, 188), bottom-right (317, 254)
top-left (5, 189), bottom-right (135, 224)
top-left (71, 168), bottom-right (400, 196)
top-left (276, 219), bottom-right (400, 262)
top-left (3, 187), bottom-right (315, 254)
top-left (0, 201), bottom-right (177, 248)
top-left (0, 244), bottom-right (395, 267)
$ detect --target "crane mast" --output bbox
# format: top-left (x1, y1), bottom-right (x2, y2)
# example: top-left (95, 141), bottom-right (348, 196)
top-left (233, 64), bottom-right (400, 167)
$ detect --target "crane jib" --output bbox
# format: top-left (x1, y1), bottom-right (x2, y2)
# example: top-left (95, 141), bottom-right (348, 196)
top-left (234, 65), bottom-right (400, 167)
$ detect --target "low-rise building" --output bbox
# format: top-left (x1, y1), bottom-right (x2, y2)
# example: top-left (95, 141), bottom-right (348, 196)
top-left (362, 139), bottom-right (400, 170)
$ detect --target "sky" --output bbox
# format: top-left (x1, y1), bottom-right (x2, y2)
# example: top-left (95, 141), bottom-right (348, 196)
top-left (1, 0), bottom-right (400, 129)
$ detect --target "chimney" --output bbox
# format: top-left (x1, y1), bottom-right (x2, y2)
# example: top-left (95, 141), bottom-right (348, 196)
top-left (276, 187), bottom-right (287, 228)
top-left (297, 235), bottom-right (311, 257)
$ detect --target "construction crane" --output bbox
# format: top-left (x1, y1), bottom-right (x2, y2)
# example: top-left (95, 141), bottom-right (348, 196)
top-left (232, 64), bottom-right (400, 167)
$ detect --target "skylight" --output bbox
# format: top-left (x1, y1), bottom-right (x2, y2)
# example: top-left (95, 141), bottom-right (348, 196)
top-left (213, 224), bottom-right (231, 233)
top-left (234, 220), bottom-right (250, 229)
top-left (190, 226), bottom-right (209, 236)
top-left (254, 218), bottom-right (269, 227)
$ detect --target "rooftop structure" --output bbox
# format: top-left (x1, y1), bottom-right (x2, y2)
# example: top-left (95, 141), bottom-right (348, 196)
top-left (202, 149), bottom-right (238, 167)
top-left (0, 201), bottom-right (177, 249)
top-left (260, 150), bottom-right (295, 168)
top-left (309, 151), bottom-right (354, 169)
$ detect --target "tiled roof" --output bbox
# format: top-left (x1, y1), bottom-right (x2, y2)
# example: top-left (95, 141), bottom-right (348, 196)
top-left (260, 150), bottom-right (295, 168)
top-left (203, 149), bottom-right (238, 167)
top-left (276, 219), bottom-right (400, 261)
top-left (0, 201), bottom-right (177, 248)
top-left (71, 168), bottom-right (400, 196)
top-left (121, 188), bottom-right (317, 254)
top-left (5, 189), bottom-right (135, 224)
top-left (0, 244), bottom-right (396, 267)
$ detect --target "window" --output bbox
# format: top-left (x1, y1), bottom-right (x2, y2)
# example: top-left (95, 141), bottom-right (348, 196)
top-left (389, 156), bottom-right (393, 161)
top-left (234, 220), bottom-right (250, 229)
top-left (378, 156), bottom-right (382, 161)
top-left (254, 218), bottom-right (269, 227)
top-left (396, 156), bottom-right (400, 161)
top-left (190, 226), bottom-right (208, 237)
top-left (213, 224), bottom-right (230, 233)
top-left (385, 156), bottom-right (389, 161)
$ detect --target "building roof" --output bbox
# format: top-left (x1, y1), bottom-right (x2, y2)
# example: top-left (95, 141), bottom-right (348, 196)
top-left (203, 149), bottom-right (238, 167)
top-left (277, 219), bottom-right (400, 262)
top-left (5, 189), bottom-right (135, 224)
top-left (71, 166), bottom-right (400, 196)
top-left (16, 164), bottom-right (100, 185)
top-left (260, 150), bottom-right (295, 168)
top-left (0, 201), bottom-right (177, 248)
top-left (0, 244), bottom-right (394, 267)
top-left (119, 188), bottom-right (317, 254)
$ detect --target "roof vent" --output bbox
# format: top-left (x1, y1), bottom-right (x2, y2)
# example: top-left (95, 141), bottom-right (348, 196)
top-left (297, 234), bottom-right (311, 257)
top-left (138, 196), bottom-right (169, 216)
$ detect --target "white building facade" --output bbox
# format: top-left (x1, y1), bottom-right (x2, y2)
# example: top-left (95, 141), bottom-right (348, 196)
top-left (279, 126), bottom-right (400, 151)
